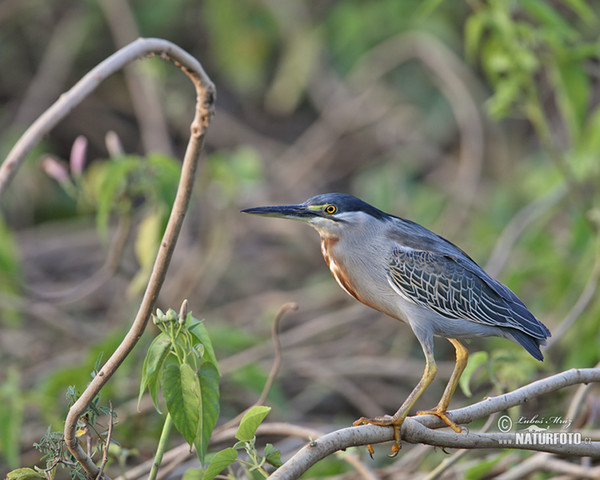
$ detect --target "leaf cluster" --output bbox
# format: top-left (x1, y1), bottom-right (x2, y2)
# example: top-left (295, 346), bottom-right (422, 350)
top-left (139, 309), bottom-right (220, 465)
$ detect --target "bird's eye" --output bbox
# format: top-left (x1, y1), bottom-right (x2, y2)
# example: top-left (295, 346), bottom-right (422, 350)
top-left (324, 204), bottom-right (337, 214)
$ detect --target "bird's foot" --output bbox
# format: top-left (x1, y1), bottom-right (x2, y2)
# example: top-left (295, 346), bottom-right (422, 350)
top-left (416, 408), bottom-right (462, 433)
top-left (353, 415), bottom-right (403, 457)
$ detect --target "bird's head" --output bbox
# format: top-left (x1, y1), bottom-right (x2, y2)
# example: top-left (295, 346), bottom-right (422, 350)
top-left (241, 193), bottom-right (388, 238)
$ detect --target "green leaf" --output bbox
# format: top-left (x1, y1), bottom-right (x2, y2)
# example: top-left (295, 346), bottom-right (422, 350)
top-left (562, 0), bottom-right (596, 22)
top-left (264, 443), bottom-right (282, 468)
top-left (135, 209), bottom-right (164, 272)
top-left (6, 468), bottom-right (46, 480)
top-left (146, 154), bottom-right (181, 208)
top-left (95, 157), bottom-right (139, 237)
top-left (0, 217), bottom-right (21, 325)
top-left (138, 333), bottom-right (171, 412)
top-left (181, 467), bottom-right (204, 480)
top-left (464, 14), bottom-right (484, 63)
top-left (235, 406), bottom-right (271, 442)
top-left (459, 351), bottom-right (489, 398)
top-left (187, 316), bottom-right (219, 373)
top-left (195, 362), bottom-right (221, 464)
top-left (522, 0), bottom-right (578, 40)
top-left (129, 207), bottom-right (166, 296)
top-left (579, 106), bottom-right (600, 154)
top-left (465, 452), bottom-right (506, 479)
top-left (0, 368), bottom-right (23, 468)
top-left (161, 362), bottom-right (201, 449)
top-left (203, 448), bottom-right (237, 480)
top-left (554, 57), bottom-right (590, 144)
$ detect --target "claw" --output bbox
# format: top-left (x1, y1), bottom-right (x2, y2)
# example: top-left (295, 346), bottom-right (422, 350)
top-left (353, 415), bottom-right (403, 456)
top-left (417, 408), bottom-right (462, 433)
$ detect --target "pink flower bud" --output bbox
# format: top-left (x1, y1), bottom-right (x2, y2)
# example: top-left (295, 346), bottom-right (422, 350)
top-left (42, 156), bottom-right (69, 183)
top-left (70, 135), bottom-right (88, 176)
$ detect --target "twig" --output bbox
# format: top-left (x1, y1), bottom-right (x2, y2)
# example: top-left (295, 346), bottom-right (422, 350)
top-left (257, 302), bottom-right (298, 406)
top-left (218, 302), bottom-right (298, 432)
top-left (12, 7), bottom-right (86, 127)
top-left (0, 37), bottom-right (218, 479)
top-left (25, 213), bottom-right (132, 304)
top-left (566, 360), bottom-right (600, 428)
top-left (495, 452), bottom-right (600, 480)
top-left (423, 411), bottom-right (499, 480)
top-left (98, 0), bottom-right (173, 155)
top-left (268, 368), bottom-right (600, 480)
top-left (547, 248), bottom-right (600, 349)
top-left (96, 401), bottom-right (114, 480)
top-left (485, 185), bottom-right (567, 278)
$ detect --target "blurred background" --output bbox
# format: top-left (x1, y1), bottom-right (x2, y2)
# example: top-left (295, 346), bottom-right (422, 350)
top-left (1, 0), bottom-right (600, 478)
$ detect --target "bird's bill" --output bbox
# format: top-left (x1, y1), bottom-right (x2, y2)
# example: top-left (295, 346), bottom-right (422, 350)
top-left (241, 203), bottom-right (319, 220)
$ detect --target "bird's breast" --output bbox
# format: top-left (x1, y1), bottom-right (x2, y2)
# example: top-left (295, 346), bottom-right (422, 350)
top-left (320, 235), bottom-right (410, 323)
top-left (320, 237), bottom-right (367, 304)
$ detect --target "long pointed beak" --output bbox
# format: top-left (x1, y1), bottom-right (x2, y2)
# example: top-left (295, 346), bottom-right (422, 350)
top-left (241, 203), bottom-right (318, 221)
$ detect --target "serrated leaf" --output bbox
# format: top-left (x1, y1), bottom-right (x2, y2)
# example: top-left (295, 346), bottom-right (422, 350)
top-left (138, 333), bottom-right (171, 412)
top-left (235, 406), bottom-right (271, 442)
top-left (203, 448), bottom-right (237, 480)
top-left (459, 351), bottom-right (489, 397)
top-left (195, 362), bottom-right (220, 464)
top-left (161, 362), bottom-right (201, 448)
top-left (187, 317), bottom-right (219, 373)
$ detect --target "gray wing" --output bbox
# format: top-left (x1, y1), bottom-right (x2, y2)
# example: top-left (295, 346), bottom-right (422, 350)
top-left (387, 247), bottom-right (549, 340)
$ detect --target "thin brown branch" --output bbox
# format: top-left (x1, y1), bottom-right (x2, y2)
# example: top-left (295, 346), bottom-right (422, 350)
top-left (422, 411), bottom-right (498, 480)
top-left (98, 0), bottom-right (173, 155)
top-left (96, 401), bottom-right (114, 480)
top-left (25, 213), bottom-right (131, 304)
top-left (0, 37), bottom-right (218, 479)
top-left (485, 185), bottom-right (567, 278)
top-left (219, 302), bottom-right (298, 432)
top-left (257, 302), bottom-right (298, 406)
top-left (547, 246), bottom-right (600, 349)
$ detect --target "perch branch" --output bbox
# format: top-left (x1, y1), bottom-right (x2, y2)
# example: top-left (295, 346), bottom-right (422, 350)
top-left (0, 38), bottom-right (215, 478)
top-left (269, 368), bottom-right (600, 480)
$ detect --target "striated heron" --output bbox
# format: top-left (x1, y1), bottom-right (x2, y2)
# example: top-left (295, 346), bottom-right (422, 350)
top-left (242, 193), bottom-right (551, 455)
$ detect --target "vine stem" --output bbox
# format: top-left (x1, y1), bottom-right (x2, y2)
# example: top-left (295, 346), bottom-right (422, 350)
top-left (149, 413), bottom-right (174, 480)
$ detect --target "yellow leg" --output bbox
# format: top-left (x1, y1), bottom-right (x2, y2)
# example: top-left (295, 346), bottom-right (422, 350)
top-left (416, 338), bottom-right (468, 433)
top-left (353, 351), bottom-right (438, 456)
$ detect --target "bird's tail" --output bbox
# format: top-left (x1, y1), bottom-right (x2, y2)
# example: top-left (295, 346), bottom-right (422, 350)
top-left (508, 329), bottom-right (547, 361)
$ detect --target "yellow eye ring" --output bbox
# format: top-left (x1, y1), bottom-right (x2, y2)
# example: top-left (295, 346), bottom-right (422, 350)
top-left (324, 205), bottom-right (337, 214)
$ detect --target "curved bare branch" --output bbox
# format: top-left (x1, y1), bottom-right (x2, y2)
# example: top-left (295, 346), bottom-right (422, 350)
top-left (0, 38), bottom-right (215, 479)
